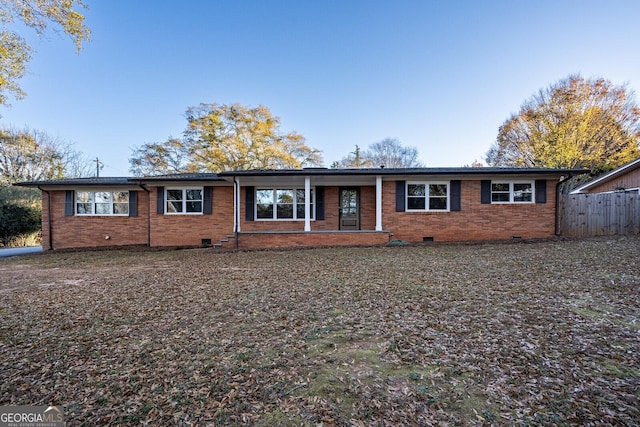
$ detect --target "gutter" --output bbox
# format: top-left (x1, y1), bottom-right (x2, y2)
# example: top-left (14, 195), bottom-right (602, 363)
top-left (37, 186), bottom-right (53, 250)
top-left (139, 184), bottom-right (151, 247)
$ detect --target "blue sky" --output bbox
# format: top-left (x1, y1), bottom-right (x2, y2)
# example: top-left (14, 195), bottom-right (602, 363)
top-left (2, 0), bottom-right (640, 176)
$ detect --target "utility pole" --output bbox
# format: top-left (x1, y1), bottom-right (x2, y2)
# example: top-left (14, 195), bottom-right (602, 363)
top-left (95, 157), bottom-right (103, 177)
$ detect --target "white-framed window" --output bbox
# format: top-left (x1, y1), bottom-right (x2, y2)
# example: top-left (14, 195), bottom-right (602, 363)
top-left (256, 188), bottom-right (315, 220)
top-left (406, 182), bottom-right (449, 211)
top-left (76, 191), bottom-right (129, 215)
top-left (166, 188), bottom-right (203, 214)
top-left (491, 181), bottom-right (534, 203)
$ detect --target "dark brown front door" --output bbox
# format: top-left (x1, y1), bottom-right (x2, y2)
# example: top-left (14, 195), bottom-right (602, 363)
top-left (339, 188), bottom-right (360, 230)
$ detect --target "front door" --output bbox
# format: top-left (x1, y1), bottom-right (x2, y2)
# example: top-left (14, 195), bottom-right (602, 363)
top-left (339, 188), bottom-right (360, 230)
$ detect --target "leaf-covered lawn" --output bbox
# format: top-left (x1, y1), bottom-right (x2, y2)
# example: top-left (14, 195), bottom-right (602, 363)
top-left (1, 237), bottom-right (639, 426)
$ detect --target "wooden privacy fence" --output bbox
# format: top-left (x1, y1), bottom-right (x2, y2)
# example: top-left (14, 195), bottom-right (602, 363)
top-left (559, 192), bottom-right (640, 237)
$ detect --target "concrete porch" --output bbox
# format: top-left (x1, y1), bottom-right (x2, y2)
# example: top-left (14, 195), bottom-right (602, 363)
top-left (236, 230), bottom-right (392, 250)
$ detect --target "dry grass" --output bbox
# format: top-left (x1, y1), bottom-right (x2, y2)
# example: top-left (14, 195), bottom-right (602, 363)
top-left (1, 237), bottom-right (639, 426)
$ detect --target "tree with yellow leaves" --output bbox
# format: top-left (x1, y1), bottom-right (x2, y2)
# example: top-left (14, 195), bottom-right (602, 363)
top-left (0, 0), bottom-right (91, 106)
top-left (129, 103), bottom-right (323, 176)
top-left (485, 75), bottom-right (640, 174)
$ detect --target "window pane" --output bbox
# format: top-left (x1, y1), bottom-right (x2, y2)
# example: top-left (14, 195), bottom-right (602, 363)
top-left (77, 203), bottom-right (92, 214)
top-left (113, 191), bottom-right (129, 203)
top-left (408, 184), bottom-right (425, 197)
top-left (167, 201), bottom-right (182, 213)
top-left (113, 203), bottom-right (129, 214)
top-left (186, 189), bottom-right (202, 201)
top-left (95, 192), bottom-right (111, 203)
top-left (257, 204), bottom-right (273, 219)
top-left (296, 189), bottom-right (305, 203)
top-left (96, 203), bottom-right (111, 214)
top-left (256, 190), bottom-right (273, 205)
top-left (407, 197), bottom-right (426, 210)
top-left (167, 190), bottom-right (182, 201)
top-left (514, 183), bottom-right (532, 202)
top-left (277, 204), bottom-right (294, 219)
top-left (76, 191), bottom-right (92, 203)
top-left (296, 203), bottom-right (314, 219)
top-left (276, 190), bottom-right (293, 219)
top-left (492, 193), bottom-right (510, 202)
top-left (186, 201), bottom-right (202, 212)
top-left (342, 190), bottom-right (356, 208)
top-left (277, 189), bottom-right (294, 204)
top-left (492, 183), bottom-right (509, 192)
top-left (429, 197), bottom-right (447, 210)
top-left (429, 184), bottom-right (447, 197)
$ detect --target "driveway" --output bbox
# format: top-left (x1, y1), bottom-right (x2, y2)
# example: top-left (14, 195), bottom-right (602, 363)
top-left (0, 246), bottom-right (43, 258)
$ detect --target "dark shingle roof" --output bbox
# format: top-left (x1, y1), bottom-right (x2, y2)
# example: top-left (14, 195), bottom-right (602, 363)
top-left (133, 173), bottom-right (224, 182)
top-left (218, 167), bottom-right (590, 177)
top-left (15, 173), bottom-right (224, 187)
top-left (15, 177), bottom-right (133, 187)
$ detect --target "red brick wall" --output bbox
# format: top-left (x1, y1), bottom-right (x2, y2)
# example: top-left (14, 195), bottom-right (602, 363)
top-left (313, 187), bottom-right (339, 230)
top-left (150, 186), bottom-right (234, 247)
top-left (42, 179), bottom-right (559, 250)
top-left (44, 190), bottom-right (149, 250)
top-left (587, 167), bottom-right (640, 193)
top-left (382, 180), bottom-right (558, 242)
top-left (360, 186), bottom-right (377, 230)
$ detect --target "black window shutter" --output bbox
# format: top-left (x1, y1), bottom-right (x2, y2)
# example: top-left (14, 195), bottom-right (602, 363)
top-left (203, 186), bottom-right (213, 214)
top-left (129, 191), bottom-right (138, 217)
top-left (64, 190), bottom-right (74, 216)
top-left (395, 181), bottom-right (405, 212)
top-left (245, 186), bottom-right (255, 221)
top-left (315, 186), bottom-right (325, 220)
top-left (450, 180), bottom-right (461, 211)
top-left (535, 179), bottom-right (547, 204)
top-left (481, 180), bottom-right (491, 204)
top-left (156, 187), bottom-right (164, 214)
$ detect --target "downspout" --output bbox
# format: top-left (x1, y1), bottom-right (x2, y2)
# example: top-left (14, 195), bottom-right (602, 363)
top-left (37, 187), bottom-right (53, 250)
top-left (555, 174), bottom-right (572, 236)
top-left (139, 184), bottom-right (151, 247)
top-left (233, 176), bottom-right (239, 251)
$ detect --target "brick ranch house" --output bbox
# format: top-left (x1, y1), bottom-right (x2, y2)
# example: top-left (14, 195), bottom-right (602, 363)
top-left (17, 167), bottom-right (588, 251)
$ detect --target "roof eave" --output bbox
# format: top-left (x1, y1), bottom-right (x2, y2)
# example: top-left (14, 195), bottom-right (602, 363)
top-left (571, 158), bottom-right (640, 193)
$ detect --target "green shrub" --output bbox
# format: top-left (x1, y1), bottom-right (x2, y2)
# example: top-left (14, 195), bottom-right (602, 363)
top-left (0, 203), bottom-right (41, 247)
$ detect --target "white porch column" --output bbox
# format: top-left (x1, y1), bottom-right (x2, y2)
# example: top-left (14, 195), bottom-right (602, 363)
top-left (234, 177), bottom-right (241, 232)
top-left (375, 175), bottom-right (383, 231)
top-left (304, 176), bottom-right (311, 232)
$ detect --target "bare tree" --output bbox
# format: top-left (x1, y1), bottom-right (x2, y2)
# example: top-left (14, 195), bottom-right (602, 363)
top-left (366, 137), bottom-right (424, 168)
top-left (0, 126), bottom-right (91, 184)
top-left (332, 138), bottom-right (424, 168)
top-left (129, 138), bottom-right (190, 176)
